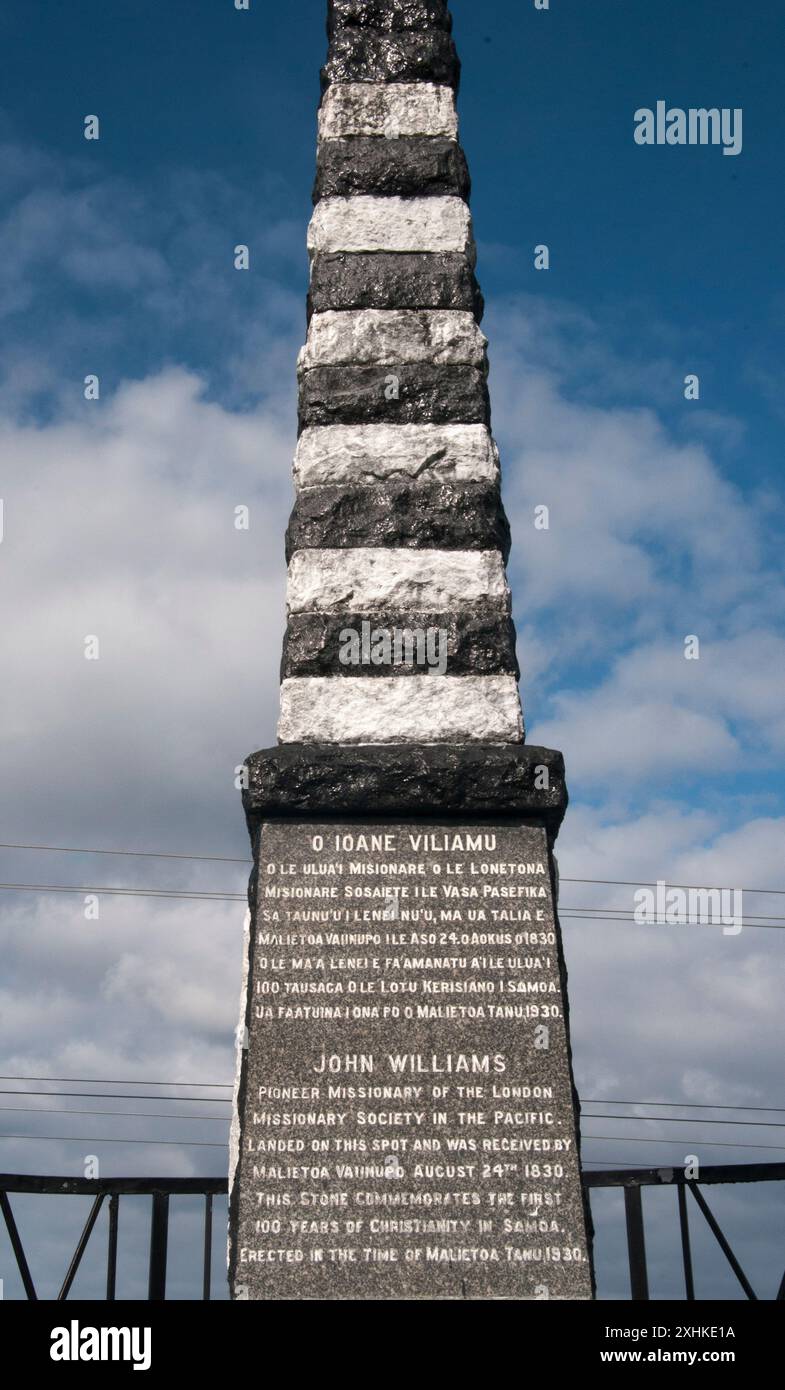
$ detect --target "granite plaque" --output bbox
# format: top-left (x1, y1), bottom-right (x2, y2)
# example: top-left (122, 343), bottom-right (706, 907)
top-left (229, 819), bottom-right (592, 1300)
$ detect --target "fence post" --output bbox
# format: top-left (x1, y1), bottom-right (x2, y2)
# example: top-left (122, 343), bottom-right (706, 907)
top-left (203, 1193), bottom-right (214, 1301)
top-left (677, 1184), bottom-right (695, 1300)
top-left (106, 1194), bottom-right (119, 1300)
top-left (148, 1193), bottom-right (169, 1301)
top-left (624, 1185), bottom-right (649, 1300)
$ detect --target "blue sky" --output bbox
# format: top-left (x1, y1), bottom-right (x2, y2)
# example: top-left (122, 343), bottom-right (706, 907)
top-left (5, 0), bottom-right (785, 454)
top-left (1, 0), bottom-right (784, 1300)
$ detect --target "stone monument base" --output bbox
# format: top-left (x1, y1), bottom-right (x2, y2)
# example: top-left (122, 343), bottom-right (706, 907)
top-left (229, 746), bottom-right (593, 1300)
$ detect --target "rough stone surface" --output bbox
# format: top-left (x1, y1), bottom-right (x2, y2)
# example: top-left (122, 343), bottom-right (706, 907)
top-left (327, 0), bottom-right (452, 34)
top-left (299, 308), bottom-right (487, 371)
top-left (277, 673), bottom-right (523, 743)
top-left (229, 817), bottom-right (592, 1300)
top-left (242, 743), bottom-right (568, 834)
top-left (294, 423), bottom-right (499, 488)
top-left (227, 903), bottom-right (248, 1227)
top-left (308, 250), bottom-right (483, 319)
top-left (281, 606), bottom-right (519, 679)
top-left (285, 480), bottom-right (510, 559)
top-left (230, 0), bottom-right (595, 1307)
top-left (308, 195), bottom-right (474, 258)
top-left (286, 547), bottom-right (510, 615)
top-left (314, 136), bottom-right (469, 200)
top-left (299, 364), bottom-right (490, 429)
top-left (318, 82), bottom-right (458, 139)
top-left (322, 29), bottom-right (460, 91)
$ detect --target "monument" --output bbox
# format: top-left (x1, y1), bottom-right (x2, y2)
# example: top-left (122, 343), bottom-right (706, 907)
top-left (229, 0), bottom-right (593, 1300)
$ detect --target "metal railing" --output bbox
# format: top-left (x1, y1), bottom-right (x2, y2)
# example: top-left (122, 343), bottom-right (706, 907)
top-left (0, 1175), bottom-right (226, 1301)
top-left (584, 1161), bottom-right (785, 1301)
top-left (2, 1163), bottom-right (784, 1300)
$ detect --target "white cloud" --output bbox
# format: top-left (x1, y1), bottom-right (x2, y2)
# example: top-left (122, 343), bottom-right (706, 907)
top-left (532, 631), bottom-right (785, 783)
top-left (557, 804), bottom-right (785, 1120)
top-left (477, 295), bottom-right (785, 793)
top-left (1, 367), bottom-right (292, 843)
top-left (0, 162), bottom-right (781, 1299)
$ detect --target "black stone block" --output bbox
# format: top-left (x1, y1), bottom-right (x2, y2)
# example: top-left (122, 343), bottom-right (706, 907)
top-left (327, 1), bottom-right (452, 35)
top-left (298, 364), bottom-right (490, 429)
top-left (314, 136), bottom-right (470, 200)
top-left (308, 251), bottom-right (483, 319)
top-left (285, 480), bottom-right (510, 560)
top-left (281, 606), bottom-right (519, 680)
top-left (242, 743), bottom-right (568, 838)
top-left (322, 29), bottom-right (460, 90)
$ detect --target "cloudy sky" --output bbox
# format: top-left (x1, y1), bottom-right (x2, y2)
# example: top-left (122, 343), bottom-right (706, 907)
top-left (1, 0), bottom-right (783, 1300)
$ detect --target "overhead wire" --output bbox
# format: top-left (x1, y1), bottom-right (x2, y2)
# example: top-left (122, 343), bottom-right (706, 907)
top-left (4, 1078), bottom-right (785, 1116)
top-left (1, 840), bottom-right (783, 897)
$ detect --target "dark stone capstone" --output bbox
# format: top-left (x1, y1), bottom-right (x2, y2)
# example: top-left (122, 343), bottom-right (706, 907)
top-left (242, 743), bottom-right (568, 839)
top-left (281, 606), bottom-right (520, 681)
top-left (314, 137), bottom-right (470, 201)
top-left (308, 251), bottom-right (483, 320)
top-left (327, 0), bottom-right (452, 34)
top-left (321, 29), bottom-right (460, 90)
top-left (298, 364), bottom-right (490, 430)
top-left (286, 481), bottom-right (511, 560)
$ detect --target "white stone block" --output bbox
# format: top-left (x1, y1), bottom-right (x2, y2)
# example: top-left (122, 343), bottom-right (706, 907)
top-left (278, 674), bottom-right (523, 743)
top-left (294, 424), bottom-right (500, 489)
top-left (286, 548), bottom-right (510, 614)
top-left (308, 196), bottom-right (474, 259)
top-left (318, 82), bottom-right (458, 140)
top-left (298, 309), bottom-right (487, 370)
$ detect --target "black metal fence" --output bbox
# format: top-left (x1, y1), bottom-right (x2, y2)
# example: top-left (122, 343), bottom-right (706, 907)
top-left (0, 1176), bottom-right (226, 1302)
top-left (584, 1162), bottom-right (785, 1301)
top-left (2, 1163), bottom-right (783, 1300)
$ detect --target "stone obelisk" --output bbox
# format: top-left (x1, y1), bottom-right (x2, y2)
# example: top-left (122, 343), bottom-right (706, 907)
top-left (229, 0), bottom-right (593, 1300)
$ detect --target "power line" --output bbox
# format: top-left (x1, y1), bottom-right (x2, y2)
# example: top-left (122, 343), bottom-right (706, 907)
top-left (581, 1159), bottom-right (719, 1171)
top-left (5, 1103), bottom-right (785, 1132)
top-left (583, 1114), bottom-right (785, 1130)
top-left (0, 1132), bottom-right (227, 1147)
top-left (2, 1091), bottom-right (783, 1128)
top-left (583, 1098), bottom-right (785, 1115)
top-left (1, 842), bottom-right (783, 897)
top-left (0, 842), bottom-right (249, 864)
top-left (582, 1160), bottom-right (664, 1170)
top-left (0, 1106), bottom-right (230, 1122)
top-left (560, 913), bottom-right (784, 929)
top-left (3, 1130), bottom-right (784, 1154)
top-left (581, 1134), bottom-right (785, 1153)
top-left (4, 1103), bottom-right (782, 1131)
top-left (4, 1078), bottom-right (783, 1116)
top-left (0, 1075), bottom-right (232, 1089)
top-left (0, 882), bottom-right (244, 902)
top-left (559, 912), bottom-right (784, 930)
top-left (563, 877), bottom-right (785, 897)
top-left (0, 1089), bottom-right (230, 1104)
top-left (4, 1098), bottom-right (783, 1130)
top-left (562, 914), bottom-right (785, 930)
top-left (1, 882), bottom-right (782, 928)
top-left (563, 908), bottom-right (782, 922)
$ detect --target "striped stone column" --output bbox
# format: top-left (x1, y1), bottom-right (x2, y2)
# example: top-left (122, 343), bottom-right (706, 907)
top-left (280, 0), bottom-right (523, 745)
top-left (230, 1), bottom-right (593, 1302)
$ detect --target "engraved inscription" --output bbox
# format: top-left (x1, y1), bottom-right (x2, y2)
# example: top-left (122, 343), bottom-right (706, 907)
top-left (230, 820), bottom-right (592, 1300)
